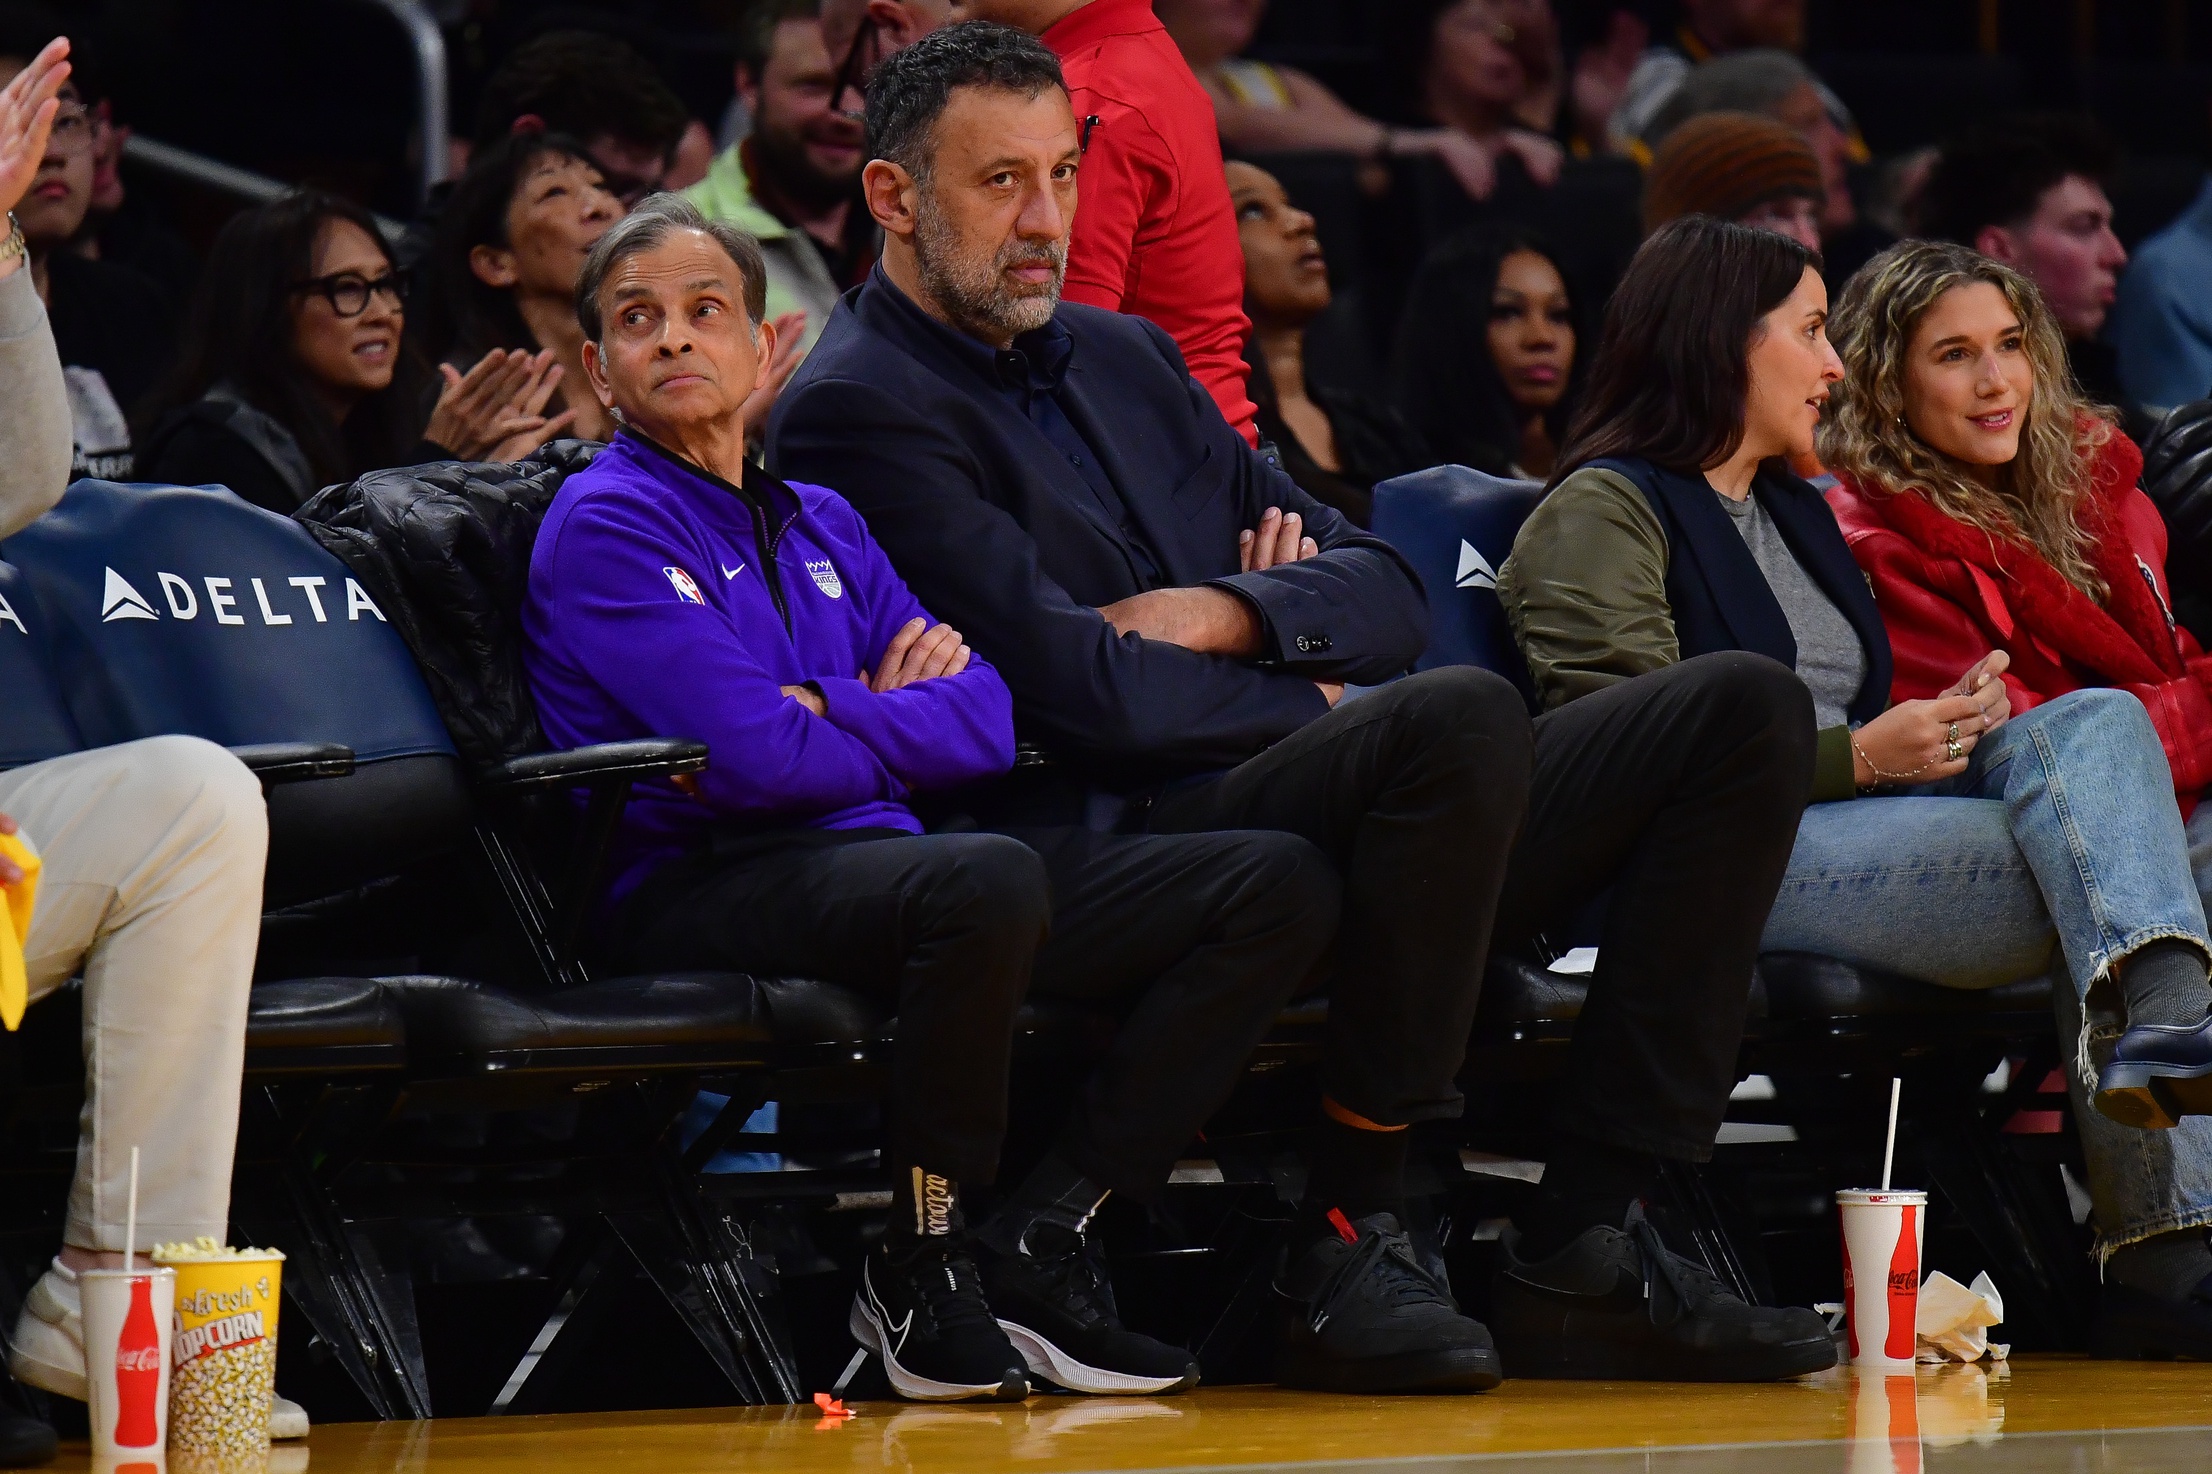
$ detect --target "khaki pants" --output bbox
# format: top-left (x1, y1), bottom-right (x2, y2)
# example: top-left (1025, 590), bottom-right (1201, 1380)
top-left (0, 737), bottom-right (264, 1251)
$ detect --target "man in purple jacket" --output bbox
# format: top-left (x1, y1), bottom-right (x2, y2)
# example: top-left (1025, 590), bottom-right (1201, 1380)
top-left (522, 194), bottom-right (1340, 1404)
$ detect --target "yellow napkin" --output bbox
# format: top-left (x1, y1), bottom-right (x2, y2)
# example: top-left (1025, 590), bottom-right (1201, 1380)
top-left (0, 830), bottom-right (38, 1031)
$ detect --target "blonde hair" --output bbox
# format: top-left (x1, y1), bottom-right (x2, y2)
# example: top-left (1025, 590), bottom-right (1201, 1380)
top-left (1821, 239), bottom-right (2114, 600)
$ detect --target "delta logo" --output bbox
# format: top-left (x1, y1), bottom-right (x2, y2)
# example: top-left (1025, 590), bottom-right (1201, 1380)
top-left (98, 567), bottom-right (386, 626)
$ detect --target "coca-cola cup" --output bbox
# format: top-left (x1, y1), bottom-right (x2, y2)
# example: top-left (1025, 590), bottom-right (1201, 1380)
top-left (81, 1266), bottom-right (175, 1474)
top-left (1837, 1188), bottom-right (1926, 1369)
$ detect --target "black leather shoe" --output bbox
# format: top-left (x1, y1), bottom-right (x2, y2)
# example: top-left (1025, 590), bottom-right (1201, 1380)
top-left (2092, 1270), bottom-right (2212, 1359)
top-left (1274, 1212), bottom-right (1501, 1394)
top-left (2095, 1015), bottom-right (2212, 1129)
top-left (980, 1225), bottom-right (1199, 1395)
top-left (1491, 1206), bottom-right (1836, 1382)
top-left (0, 1413), bottom-right (54, 1469)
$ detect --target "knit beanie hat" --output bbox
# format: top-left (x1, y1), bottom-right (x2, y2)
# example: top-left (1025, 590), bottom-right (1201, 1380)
top-left (1642, 111), bottom-right (1823, 233)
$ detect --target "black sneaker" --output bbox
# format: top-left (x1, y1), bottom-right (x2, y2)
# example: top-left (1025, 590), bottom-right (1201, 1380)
top-left (850, 1236), bottom-right (1030, 1402)
top-left (979, 1224), bottom-right (1200, 1395)
top-left (2095, 1015), bottom-right (2212, 1129)
top-left (1274, 1211), bottom-right (1502, 1394)
top-left (1491, 1205), bottom-right (1836, 1382)
top-left (2091, 1270), bottom-right (2212, 1359)
top-left (0, 1412), bottom-right (55, 1470)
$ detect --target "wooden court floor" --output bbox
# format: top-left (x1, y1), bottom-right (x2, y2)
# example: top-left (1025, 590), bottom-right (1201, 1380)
top-left (44, 1355), bottom-right (2212, 1472)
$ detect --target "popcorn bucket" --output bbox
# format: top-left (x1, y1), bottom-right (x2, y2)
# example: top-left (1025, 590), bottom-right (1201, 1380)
top-left (82, 1267), bottom-right (174, 1474)
top-left (1837, 1189), bottom-right (1925, 1370)
top-left (151, 1240), bottom-right (283, 1460)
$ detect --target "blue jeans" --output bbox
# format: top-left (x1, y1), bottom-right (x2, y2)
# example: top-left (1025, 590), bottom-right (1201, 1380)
top-left (1763, 688), bottom-right (2212, 1259)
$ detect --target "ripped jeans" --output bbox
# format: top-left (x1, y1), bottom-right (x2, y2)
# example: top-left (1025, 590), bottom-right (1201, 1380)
top-left (1762, 687), bottom-right (2212, 1259)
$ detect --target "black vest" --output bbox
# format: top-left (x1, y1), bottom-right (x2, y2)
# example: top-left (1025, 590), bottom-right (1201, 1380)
top-left (1590, 457), bottom-right (1893, 725)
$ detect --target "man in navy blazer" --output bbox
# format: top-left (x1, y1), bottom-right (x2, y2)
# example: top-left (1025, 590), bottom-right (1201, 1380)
top-left (771, 23), bottom-right (1831, 1390)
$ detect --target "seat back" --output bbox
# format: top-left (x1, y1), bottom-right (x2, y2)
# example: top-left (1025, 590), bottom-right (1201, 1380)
top-left (2, 481), bottom-right (470, 907)
top-left (0, 559), bottom-right (83, 772)
top-left (1370, 464), bottom-right (1544, 704)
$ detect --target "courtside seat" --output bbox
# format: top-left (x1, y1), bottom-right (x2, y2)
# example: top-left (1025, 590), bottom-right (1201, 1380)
top-left (1370, 465), bottom-right (1545, 707)
top-left (243, 978), bottom-right (408, 1075)
top-left (379, 973), bottom-right (779, 1079)
top-left (1759, 952), bottom-right (2051, 1023)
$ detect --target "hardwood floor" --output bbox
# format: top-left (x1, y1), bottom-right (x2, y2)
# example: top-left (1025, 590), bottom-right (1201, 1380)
top-left (48, 1356), bottom-right (2212, 1472)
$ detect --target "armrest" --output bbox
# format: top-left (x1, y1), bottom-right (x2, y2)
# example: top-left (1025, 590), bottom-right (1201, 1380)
top-left (486, 738), bottom-right (709, 793)
top-left (228, 742), bottom-right (356, 784)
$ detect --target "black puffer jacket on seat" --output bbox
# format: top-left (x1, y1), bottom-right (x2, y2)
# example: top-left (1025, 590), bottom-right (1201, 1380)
top-left (2143, 399), bottom-right (2212, 647)
top-left (294, 440), bottom-right (601, 773)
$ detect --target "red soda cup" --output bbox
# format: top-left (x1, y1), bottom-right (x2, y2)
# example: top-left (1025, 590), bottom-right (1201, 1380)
top-left (1837, 1189), bottom-right (1925, 1369)
top-left (81, 1266), bottom-right (175, 1474)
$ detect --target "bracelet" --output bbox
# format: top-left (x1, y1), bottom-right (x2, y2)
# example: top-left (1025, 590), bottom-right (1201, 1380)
top-left (1851, 734), bottom-right (1935, 785)
top-left (0, 212), bottom-right (24, 269)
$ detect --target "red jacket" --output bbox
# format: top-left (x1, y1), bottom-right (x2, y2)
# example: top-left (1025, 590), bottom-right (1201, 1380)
top-left (1827, 431), bottom-right (2212, 801)
top-left (1044, 0), bottom-right (1260, 445)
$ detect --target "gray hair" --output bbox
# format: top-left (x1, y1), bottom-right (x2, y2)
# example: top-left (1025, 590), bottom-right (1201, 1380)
top-left (573, 193), bottom-right (769, 343)
top-left (1646, 49), bottom-right (1818, 147)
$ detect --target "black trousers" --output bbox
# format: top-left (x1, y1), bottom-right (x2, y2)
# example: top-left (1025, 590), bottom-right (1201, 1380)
top-left (1147, 653), bottom-right (1814, 1162)
top-left (612, 824), bottom-right (1337, 1195)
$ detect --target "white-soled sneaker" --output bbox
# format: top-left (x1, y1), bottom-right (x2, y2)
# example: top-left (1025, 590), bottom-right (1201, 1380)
top-left (268, 1394), bottom-right (310, 1440)
top-left (7, 1260), bottom-right (86, 1403)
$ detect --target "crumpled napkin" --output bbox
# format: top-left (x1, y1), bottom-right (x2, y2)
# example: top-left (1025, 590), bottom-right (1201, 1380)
top-left (1916, 1270), bottom-right (2009, 1362)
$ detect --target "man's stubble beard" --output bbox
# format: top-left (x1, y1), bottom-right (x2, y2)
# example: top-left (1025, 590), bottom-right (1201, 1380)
top-left (913, 185), bottom-right (1065, 343)
top-left (755, 115), bottom-right (861, 212)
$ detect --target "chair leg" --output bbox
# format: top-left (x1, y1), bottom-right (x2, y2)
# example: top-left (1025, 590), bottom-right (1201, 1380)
top-left (487, 1226), bottom-right (629, 1416)
top-left (248, 1164), bottom-right (433, 1420)
top-left (1919, 1110), bottom-right (2097, 1350)
top-left (1652, 1160), bottom-right (1766, 1305)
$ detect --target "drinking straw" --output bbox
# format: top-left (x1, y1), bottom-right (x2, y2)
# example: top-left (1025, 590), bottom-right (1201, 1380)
top-left (125, 1145), bottom-right (139, 1274)
top-left (1880, 1078), bottom-right (1901, 1192)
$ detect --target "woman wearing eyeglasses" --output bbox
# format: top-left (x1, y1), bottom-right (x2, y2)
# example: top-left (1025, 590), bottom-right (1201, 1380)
top-left (136, 191), bottom-right (572, 512)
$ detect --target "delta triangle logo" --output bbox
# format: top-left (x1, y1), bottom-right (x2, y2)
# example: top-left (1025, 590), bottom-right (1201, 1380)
top-left (1455, 540), bottom-right (1499, 591)
top-left (100, 567), bottom-right (159, 622)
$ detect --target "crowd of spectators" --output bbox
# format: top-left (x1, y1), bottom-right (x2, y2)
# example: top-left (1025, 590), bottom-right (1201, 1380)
top-left (9, 0), bottom-right (2212, 1442)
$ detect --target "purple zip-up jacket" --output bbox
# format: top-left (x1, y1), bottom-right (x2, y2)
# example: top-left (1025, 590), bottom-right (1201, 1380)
top-left (523, 431), bottom-right (1016, 897)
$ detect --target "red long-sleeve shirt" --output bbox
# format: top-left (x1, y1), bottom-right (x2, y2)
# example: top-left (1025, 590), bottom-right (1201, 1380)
top-left (1044, 0), bottom-right (1260, 445)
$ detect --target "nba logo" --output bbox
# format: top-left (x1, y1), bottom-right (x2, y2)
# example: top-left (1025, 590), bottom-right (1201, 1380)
top-left (663, 566), bottom-right (705, 604)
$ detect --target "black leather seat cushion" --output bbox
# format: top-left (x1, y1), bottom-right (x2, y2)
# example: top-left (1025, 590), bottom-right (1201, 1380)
top-left (1759, 952), bottom-right (2052, 1021)
top-left (381, 973), bottom-right (784, 1074)
top-left (246, 978), bottom-right (405, 1073)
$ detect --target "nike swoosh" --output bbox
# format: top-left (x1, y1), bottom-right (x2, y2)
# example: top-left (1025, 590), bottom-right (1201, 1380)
top-left (722, 563), bottom-right (745, 579)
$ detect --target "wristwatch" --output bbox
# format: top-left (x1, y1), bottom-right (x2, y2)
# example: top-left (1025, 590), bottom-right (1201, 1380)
top-left (0, 212), bottom-right (24, 270)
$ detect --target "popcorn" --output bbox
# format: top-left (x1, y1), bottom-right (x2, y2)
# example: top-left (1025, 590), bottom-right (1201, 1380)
top-left (152, 1239), bottom-right (285, 1456)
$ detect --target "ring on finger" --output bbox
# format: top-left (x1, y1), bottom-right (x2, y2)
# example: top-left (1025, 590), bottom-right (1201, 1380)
top-left (1947, 738), bottom-right (1964, 762)
top-left (1947, 721), bottom-right (1960, 743)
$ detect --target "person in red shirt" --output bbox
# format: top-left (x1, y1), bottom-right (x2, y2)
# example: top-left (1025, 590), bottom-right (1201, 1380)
top-left (957, 0), bottom-right (1260, 443)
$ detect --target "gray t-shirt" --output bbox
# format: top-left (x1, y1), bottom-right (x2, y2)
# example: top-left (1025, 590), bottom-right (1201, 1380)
top-left (1718, 489), bottom-right (1868, 728)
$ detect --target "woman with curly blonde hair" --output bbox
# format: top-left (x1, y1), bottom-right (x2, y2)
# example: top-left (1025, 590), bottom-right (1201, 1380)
top-left (1824, 238), bottom-right (2212, 1348)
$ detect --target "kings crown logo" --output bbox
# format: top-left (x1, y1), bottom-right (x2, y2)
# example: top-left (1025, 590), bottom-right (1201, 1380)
top-left (806, 558), bottom-right (843, 599)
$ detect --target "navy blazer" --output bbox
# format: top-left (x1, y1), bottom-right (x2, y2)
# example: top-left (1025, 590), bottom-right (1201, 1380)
top-left (1592, 457), bottom-right (1892, 725)
top-left (767, 272), bottom-right (1428, 776)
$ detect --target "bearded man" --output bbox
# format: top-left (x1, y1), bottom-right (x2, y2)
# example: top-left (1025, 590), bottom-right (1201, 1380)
top-left (687, 0), bottom-right (874, 359)
top-left (771, 22), bottom-right (1836, 1392)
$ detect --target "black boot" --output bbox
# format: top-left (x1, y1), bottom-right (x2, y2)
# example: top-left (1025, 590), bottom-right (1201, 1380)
top-left (1491, 1205), bottom-right (1835, 1382)
top-left (1274, 1212), bottom-right (1501, 1393)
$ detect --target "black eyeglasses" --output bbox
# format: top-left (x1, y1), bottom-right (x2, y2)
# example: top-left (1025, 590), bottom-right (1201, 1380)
top-left (830, 13), bottom-right (882, 122)
top-left (291, 271), bottom-right (407, 318)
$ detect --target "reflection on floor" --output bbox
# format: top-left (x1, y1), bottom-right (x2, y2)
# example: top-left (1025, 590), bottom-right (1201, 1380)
top-left (47, 1355), bottom-right (2212, 1472)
